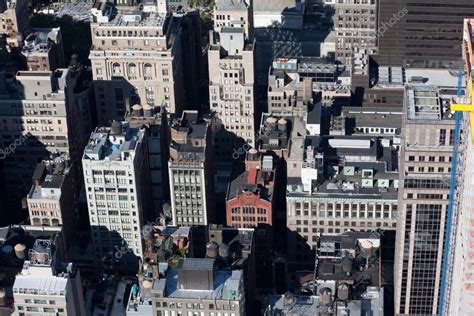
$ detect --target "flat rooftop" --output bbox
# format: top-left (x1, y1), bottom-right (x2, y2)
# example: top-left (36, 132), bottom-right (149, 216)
top-left (253, 0), bottom-right (299, 12)
top-left (96, 7), bottom-right (165, 27)
top-left (83, 122), bottom-right (145, 162)
top-left (215, 0), bottom-right (248, 11)
top-left (405, 85), bottom-right (454, 121)
top-left (265, 295), bottom-right (321, 315)
top-left (343, 108), bottom-right (402, 130)
top-left (156, 268), bottom-right (243, 301)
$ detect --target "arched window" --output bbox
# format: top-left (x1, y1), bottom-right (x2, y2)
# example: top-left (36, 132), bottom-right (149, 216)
top-left (144, 63), bottom-right (152, 76)
top-left (128, 63), bottom-right (136, 75)
top-left (112, 63), bottom-right (121, 75)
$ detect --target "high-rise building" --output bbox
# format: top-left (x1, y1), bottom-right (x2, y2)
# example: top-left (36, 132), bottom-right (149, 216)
top-left (90, 3), bottom-right (202, 123)
top-left (168, 111), bottom-right (214, 226)
top-left (443, 18), bottom-right (474, 315)
top-left (0, 67), bottom-right (93, 209)
top-left (82, 121), bottom-right (151, 260)
top-left (12, 240), bottom-right (86, 316)
top-left (125, 105), bottom-right (169, 213)
top-left (394, 84), bottom-right (458, 315)
top-left (208, 22), bottom-right (257, 156)
top-left (334, 0), bottom-right (378, 68)
top-left (377, 0), bottom-right (474, 68)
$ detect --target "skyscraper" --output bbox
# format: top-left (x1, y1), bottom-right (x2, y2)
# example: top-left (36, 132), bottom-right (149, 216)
top-left (82, 121), bottom-right (151, 260)
top-left (377, 0), bottom-right (474, 68)
top-left (334, 0), bottom-right (378, 68)
top-left (90, 3), bottom-right (202, 123)
top-left (444, 17), bottom-right (474, 315)
top-left (395, 84), bottom-right (458, 315)
top-left (208, 20), bottom-right (257, 156)
top-left (168, 111), bottom-right (214, 226)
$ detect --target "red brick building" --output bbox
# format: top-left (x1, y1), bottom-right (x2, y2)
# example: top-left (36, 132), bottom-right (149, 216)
top-left (226, 154), bottom-right (275, 228)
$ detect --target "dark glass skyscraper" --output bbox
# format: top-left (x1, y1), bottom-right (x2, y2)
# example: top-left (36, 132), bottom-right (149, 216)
top-left (377, 0), bottom-right (474, 68)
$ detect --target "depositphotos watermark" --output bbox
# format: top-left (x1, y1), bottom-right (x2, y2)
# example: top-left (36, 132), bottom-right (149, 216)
top-left (0, 132), bottom-right (32, 159)
top-left (376, 7), bottom-right (408, 38)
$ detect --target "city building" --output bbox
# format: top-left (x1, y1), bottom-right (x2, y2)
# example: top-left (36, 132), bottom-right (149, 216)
top-left (376, 0), bottom-right (474, 68)
top-left (0, 67), bottom-right (94, 209)
top-left (208, 22), bottom-right (257, 156)
top-left (0, 0), bottom-right (29, 49)
top-left (151, 258), bottom-right (246, 316)
top-left (168, 111), bottom-right (214, 226)
top-left (286, 107), bottom-right (399, 270)
top-left (394, 84), bottom-right (458, 315)
top-left (340, 107), bottom-right (402, 147)
top-left (12, 247), bottom-right (86, 316)
top-left (126, 105), bottom-right (169, 213)
top-left (226, 153), bottom-right (276, 229)
top-left (268, 57), bottom-right (350, 116)
top-left (438, 18), bottom-right (474, 316)
top-left (265, 232), bottom-right (384, 315)
top-left (90, 4), bottom-right (202, 123)
top-left (257, 114), bottom-right (293, 159)
top-left (214, 0), bottom-right (252, 38)
top-left (264, 287), bottom-right (383, 315)
top-left (26, 155), bottom-right (79, 247)
top-left (21, 28), bottom-right (65, 71)
top-left (333, 0), bottom-right (377, 68)
top-left (82, 121), bottom-right (151, 260)
top-left (126, 225), bottom-right (191, 315)
top-left (207, 224), bottom-right (256, 315)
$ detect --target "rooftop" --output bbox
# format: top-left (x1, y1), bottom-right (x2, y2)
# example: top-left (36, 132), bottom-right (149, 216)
top-left (264, 294), bottom-right (322, 315)
top-left (215, 0), bottom-right (249, 11)
top-left (22, 28), bottom-right (61, 55)
top-left (405, 85), bottom-right (455, 122)
top-left (253, 0), bottom-right (299, 12)
top-left (288, 136), bottom-right (399, 198)
top-left (28, 156), bottom-right (71, 200)
top-left (169, 111), bottom-right (209, 162)
top-left (154, 259), bottom-right (244, 301)
top-left (343, 108), bottom-right (402, 130)
top-left (94, 6), bottom-right (166, 27)
top-left (317, 232), bottom-right (380, 281)
top-left (227, 167), bottom-right (275, 201)
top-left (258, 114), bottom-right (292, 151)
top-left (83, 121), bottom-right (145, 162)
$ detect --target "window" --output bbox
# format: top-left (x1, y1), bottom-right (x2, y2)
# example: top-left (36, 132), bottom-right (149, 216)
top-left (128, 63), bottom-right (137, 75)
top-left (112, 63), bottom-right (121, 74)
top-left (144, 63), bottom-right (152, 76)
